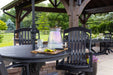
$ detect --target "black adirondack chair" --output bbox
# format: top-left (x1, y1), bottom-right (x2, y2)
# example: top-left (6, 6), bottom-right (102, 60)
top-left (86, 34), bottom-right (96, 54)
top-left (56, 27), bottom-right (93, 74)
top-left (14, 28), bottom-right (40, 45)
top-left (100, 32), bottom-right (113, 54)
top-left (0, 55), bottom-right (8, 75)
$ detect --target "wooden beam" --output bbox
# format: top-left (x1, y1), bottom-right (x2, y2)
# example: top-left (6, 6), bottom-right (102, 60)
top-left (72, 0), bottom-right (90, 27)
top-left (85, 14), bottom-right (91, 21)
top-left (20, 10), bottom-right (31, 22)
top-left (16, 0), bottom-right (45, 10)
top-left (23, 7), bottom-right (66, 13)
top-left (77, 0), bottom-right (91, 16)
top-left (15, 6), bottom-right (22, 30)
top-left (79, 14), bottom-right (91, 27)
top-left (57, 1), bottom-right (61, 6)
top-left (3, 10), bottom-right (15, 18)
top-left (49, 0), bottom-right (55, 7)
top-left (54, 0), bottom-right (57, 7)
top-left (60, 0), bottom-right (71, 15)
top-left (69, 0), bottom-right (74, 27)
top-left (85, 5), bottom-right (113, 14)
top-left (49, 0), bottom-right (61, 8)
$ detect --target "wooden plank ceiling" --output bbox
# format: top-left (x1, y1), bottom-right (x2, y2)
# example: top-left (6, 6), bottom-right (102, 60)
top-left (84, 0), bottom-right (113, 14)
top-left (2, 0), bottom-right (113, 14)
top-left (1, 0), bottom-right (46, 10)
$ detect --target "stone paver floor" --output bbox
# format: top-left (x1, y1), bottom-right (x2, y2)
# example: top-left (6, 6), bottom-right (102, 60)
top-left (93, 47), bottom-right (113, 75)
top-left (5, 46), bottom-right (113, 75)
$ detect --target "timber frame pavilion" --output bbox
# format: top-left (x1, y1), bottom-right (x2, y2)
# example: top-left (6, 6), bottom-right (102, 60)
top-left (1, 0), bottom-right (113, 49)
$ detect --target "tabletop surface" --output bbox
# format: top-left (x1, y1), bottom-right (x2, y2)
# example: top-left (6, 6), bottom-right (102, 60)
top-left (0, 45), bottom-right (69, 63)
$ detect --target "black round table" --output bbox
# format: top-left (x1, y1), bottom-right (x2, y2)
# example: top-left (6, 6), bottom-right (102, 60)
top-left (0, 45), bottom-right (69, 75)
top-left (92, 39), bottom-right (113, 55)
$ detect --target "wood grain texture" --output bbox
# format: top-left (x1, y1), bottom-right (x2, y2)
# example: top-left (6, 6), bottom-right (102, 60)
top-left (31, 48), bottom-right (68, 55)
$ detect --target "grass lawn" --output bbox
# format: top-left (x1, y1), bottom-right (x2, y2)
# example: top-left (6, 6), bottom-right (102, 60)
top-left (0, 33), bottom-right (49, 47)
top-left (0, 33), bottom-right (14, 47)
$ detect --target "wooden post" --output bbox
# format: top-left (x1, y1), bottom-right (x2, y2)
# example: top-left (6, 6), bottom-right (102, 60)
top-left (15, 7), bottom-right (22, 30)
top-left (61, 0), bottom-right (91, 27)
top-left (15, 7), bottom-right (22, 38)
top-left (69, 0), bottom-right (74, 27)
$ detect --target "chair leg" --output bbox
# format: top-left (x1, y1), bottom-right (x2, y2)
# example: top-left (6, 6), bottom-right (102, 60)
top-left (65, 71), bottom-right (75, 75)
top-left (104, 48), bottom-right (113, 54)
top-left (91, 49), bottom-right (96, 53)
top-left (21, 67), bottom-right (26, 75)
top-left (78, 72), bottom-right (85, 75)
top-left (109, 49), bottom-right (113, 53)
top-left (25, 64), bottom-right (30, 75)
top-left (21, 64), bottom-right (30, 75)
top-left (85, 72), bottom-right (93, 75)
top-left (98, 48), bottom-right (108, 55)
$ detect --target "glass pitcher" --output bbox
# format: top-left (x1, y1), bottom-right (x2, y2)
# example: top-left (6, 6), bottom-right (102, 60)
top-left (47, 28), bottom-right (63, 49)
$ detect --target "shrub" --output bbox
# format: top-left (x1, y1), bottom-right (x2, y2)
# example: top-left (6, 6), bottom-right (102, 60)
top-left (0, 20), bottom-right (7, 30)
top-left (0, 20), bottom-right (7, 43)
top-left (98, 22), bottom-right (108, 33)
top-left (98, 21), bottom-right (113, 33)
top-left (89, 25), bottom-right (99, 34)
top-left (107, 21), bottom-right (113, 32)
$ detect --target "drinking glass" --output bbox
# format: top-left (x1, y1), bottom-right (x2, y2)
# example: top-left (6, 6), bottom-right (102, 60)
top-left (37, 39), bottom-right (43, 51)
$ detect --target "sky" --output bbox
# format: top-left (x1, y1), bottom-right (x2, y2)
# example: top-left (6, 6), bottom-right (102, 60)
top-left (0, 0), bottom-right (49, 15)
top-left (0, 0), bottom-right (13, 15)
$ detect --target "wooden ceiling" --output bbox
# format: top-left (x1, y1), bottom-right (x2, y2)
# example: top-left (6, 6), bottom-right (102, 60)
top-left (1, 0), bottom-right (46, 10)
top-left (84, 0), bottom-right (113, 14)
top-left (2, 0), bottom-right (113, 14)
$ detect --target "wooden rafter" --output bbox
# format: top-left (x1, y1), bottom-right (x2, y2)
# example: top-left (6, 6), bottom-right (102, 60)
top-left (79, 14), bottom-right (91, 27)
top-left (49, 0), bottom-right (61, 8)
top-left (77, 0), bottom-right (91, 16)
top-left (3, 10), bottom-right (15, 18)
top-left (23, 6), bottom-right (66, 13)
top-left (49, 0), bottom-right (55, 7)
top-left (54, 0), bottom-right (57, 7)
top-left (57, 1), bottom-right (61, 6)
top-left (20, 10), bottom-right (31, 22)
top-left (85, 5), bottom-right (113, 14)
top-left (60, 0), bottom-right (70, 15)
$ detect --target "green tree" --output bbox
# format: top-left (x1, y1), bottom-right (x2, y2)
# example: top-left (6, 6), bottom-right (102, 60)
top-left (6, 19), bottom-right (15, 30)
top-left (36, 13), bottom-right (49, 30)
top-left (0, 20), bottom-right (7, 43)
top-left (47, 3), bottom-right (69, 29)
top-left (22, 13), bottom-right (32, 28)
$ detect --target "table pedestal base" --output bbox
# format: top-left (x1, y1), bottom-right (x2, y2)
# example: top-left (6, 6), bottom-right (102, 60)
top-left (22, 62), bottom-right (45, 75)
top-left (29, 62), bottom-right (45, 75)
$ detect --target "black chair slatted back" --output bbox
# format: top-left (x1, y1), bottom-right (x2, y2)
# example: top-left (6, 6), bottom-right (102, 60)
top-left (14, 28), bottom-right (40, 45)
top-left (57, 27), bottom-right (92, 70)
top-left (0, 55), bottom-right (8, 75)
top-left (104, 32), bottom-right (111, 39)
